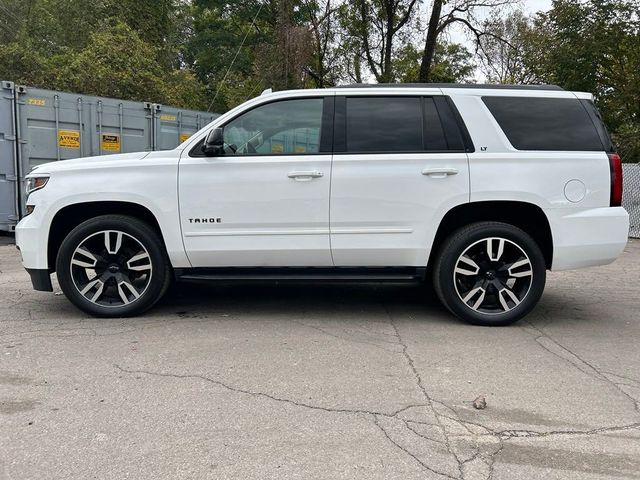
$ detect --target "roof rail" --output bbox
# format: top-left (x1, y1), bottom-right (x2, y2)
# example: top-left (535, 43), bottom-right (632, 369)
top-left (335, 83), bottom-right (564, 91)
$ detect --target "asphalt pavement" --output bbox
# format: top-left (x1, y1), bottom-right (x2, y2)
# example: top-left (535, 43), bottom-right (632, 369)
top-left (1, 238), bottom-right (639, 479)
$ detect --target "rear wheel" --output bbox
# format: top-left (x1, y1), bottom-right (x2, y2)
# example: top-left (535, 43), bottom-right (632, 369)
top-left (433, 222), bottom-right (546, 326)
top-left (56, 215), bottom-right (171, 317)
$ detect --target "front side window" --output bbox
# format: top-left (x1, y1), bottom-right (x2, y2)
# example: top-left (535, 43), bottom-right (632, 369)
top-left (222, 98), bottom-right (323, 155)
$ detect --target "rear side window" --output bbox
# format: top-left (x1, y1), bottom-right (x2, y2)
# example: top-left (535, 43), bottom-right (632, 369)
top-left (482, 96), bottom-right (605, 151)
top-left (580, 99), bottom-right (614, 152)
top-left (346, 97), bottom-right (423, 152)
top-left (340, 96), bottom-right (470, 153)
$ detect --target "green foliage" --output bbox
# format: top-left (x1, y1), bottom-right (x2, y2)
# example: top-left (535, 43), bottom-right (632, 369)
top-left (0, 32), bottom-right (50, 86)
top-left (339, 0), bottom-right (421, 83)
top-left (0, 0), bottom-right (637, 148)
top-left (478, 11), bottom-right (541, 84)
top-left (613, 124), bottom-right (640, 164)
top-left (477, 0), bottom-right (639, 161)
top-left (54, 23), bottom-right (170, 102)
top-left (0, 0), bottom-right (206, 109)
top-left (395, 43), bottom-right (475, 83)
top-left (429, 44), bottom-right (475, 83)
top-left (528, 0), bottom-right (640, 160)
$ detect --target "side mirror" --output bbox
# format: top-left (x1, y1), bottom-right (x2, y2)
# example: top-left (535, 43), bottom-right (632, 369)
top-left (202, 128), bottom-right (224, 156)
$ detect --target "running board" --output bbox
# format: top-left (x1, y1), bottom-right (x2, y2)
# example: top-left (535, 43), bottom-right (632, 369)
top-left (175, 267), bottom-right (426, 283)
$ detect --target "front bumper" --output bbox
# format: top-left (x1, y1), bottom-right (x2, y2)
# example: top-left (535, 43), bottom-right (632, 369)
top-left (550, 206), bottom-right (629, 271)
top-left (15, 203), bottom-right (53, 291)
top-left (15, 206), bottom-right (49, 270)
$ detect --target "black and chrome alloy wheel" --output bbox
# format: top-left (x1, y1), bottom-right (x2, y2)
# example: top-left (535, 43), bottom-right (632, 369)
top-left (70, 230), bottom-right (153, 307)
top-left (56, 215), bottom-right (171, 317)
top-left (434, 222), bottom-right (546, 326)
top-left (453, 237), bottom-right (533, 315)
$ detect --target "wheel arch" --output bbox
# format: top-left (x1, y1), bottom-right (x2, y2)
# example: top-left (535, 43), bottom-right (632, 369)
top-left (429, 201), bottom-right (554, 270)
top-left (48, 201), bottom-right (165, 273)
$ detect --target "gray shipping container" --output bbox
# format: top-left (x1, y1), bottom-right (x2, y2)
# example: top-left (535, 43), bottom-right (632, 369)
top-left (0, 82), bottom-right (20, 232)
top-left (0, 82), bottom-right (219, 232)
top-left (153, 104), bottom-right (218, 151)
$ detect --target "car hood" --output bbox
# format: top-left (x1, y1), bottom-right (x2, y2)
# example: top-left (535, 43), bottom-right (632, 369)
top-left (29, 151), bottom-right (151, 175)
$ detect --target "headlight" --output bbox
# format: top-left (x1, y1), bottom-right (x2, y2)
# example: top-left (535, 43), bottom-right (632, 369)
top-left (25, 176), bottom-right (49, 197)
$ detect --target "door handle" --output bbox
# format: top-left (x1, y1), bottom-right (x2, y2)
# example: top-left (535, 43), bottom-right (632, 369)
top-left (288, 171), bottom-right (324, 181)
top-left (422, 167), bottom-right (459, 178)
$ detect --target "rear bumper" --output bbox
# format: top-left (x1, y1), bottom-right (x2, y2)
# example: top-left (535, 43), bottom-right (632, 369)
top-left (26, 268), bottom-right (53, 291)
top-left (550, 207), bottom-right (629, 271)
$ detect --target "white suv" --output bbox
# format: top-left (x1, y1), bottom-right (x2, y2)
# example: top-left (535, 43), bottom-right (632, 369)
top-left (15, 84), bottom-right (629, 326)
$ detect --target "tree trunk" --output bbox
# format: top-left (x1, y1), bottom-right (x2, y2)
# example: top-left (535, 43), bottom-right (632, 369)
top-left (354, 54), bottom-right (363, 83)
top-left (419, 0), bottom-right (443, 82)
top-left (382, 12), bottom-right (394, 82)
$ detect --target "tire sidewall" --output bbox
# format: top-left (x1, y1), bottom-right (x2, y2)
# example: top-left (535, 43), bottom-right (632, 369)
top-left (56, 216), bottom-right (169, 317)
top-left (435, 222), bottom-right (546, 326)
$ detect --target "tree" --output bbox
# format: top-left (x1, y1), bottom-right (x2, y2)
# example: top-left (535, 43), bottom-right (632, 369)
top-left (484, 0), bottom-right (640, 161)
top-left (418, 0), bottom-right (516, 82)
top-left (394, 42), bottom-right (475, 83)
top-left (52, 22), bottom-right (172, 102)
top-left (302, 0), bottom-right (343, 87)
top-left (341, 0), bottom-right (420, 83)
top-left (477, 11), bottom-right (541, 84)
top-left (186, 0), bottom-right (277, 111)
top-left (0, 0), bottom-right (207, 109)
top-left (253, 0), bottom-right (313, 90)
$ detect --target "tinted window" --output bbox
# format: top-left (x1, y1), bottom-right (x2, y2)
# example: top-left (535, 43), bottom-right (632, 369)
top-left (580, 99), bottom-right (614, 151)
top-left (346, 97), bottom-right (423, 152)
top-left (423, 97), bottom-right (449, 151)
top-left (223, 98), bottom-right (323, 155)
top-left (482, 96), bottom-right (604, 151)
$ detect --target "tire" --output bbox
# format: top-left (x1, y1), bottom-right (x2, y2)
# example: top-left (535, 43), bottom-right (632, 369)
top-left (433, 222), bottom-right (546, 326)
top-left (56, 215), bottom-right (172, 317)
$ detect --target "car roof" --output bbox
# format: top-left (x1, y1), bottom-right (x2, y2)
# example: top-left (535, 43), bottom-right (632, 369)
top-left (333, 83), bottom-right (564, 91)
top-left (258, 83), bottom-right (575, 100)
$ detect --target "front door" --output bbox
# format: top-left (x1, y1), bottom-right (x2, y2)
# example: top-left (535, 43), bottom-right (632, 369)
top-left (179, 96), bottom-right (334, 267)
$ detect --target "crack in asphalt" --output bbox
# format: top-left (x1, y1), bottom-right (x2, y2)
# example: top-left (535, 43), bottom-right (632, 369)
top-left (372, 415), bottom-right (458, 480)
top-left (381, 305), bottom-right (505, 480)
top-left (385, 308), bottom-right (466, 478)
top-left (522, 318), bottom-right (640, 416)
top-left (288, 319), bottom-right (403, 354)
top-left (114, 363), bottom-right (401, 418)
top-left (497, 422), bottom-right (640, 439)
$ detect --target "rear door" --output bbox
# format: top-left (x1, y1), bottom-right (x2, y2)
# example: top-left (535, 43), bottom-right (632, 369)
top-left (329, 93), bottom-right (471, 266)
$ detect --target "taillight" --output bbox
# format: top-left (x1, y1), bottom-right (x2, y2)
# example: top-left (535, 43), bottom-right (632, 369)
top-left (608, 152), bottom-right (623, 207)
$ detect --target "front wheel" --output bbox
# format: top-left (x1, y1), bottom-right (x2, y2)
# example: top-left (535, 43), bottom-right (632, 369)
top-left (56, 215), bottom-right (171, 317)
top-left (433, 222), bottom-right (546, 326)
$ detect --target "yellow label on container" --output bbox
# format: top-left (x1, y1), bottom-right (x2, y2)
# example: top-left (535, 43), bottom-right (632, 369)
top-left (59, 130), bottom-right (80, 148)
top-left (295, 145), bottom-right (306, 153)
top-left (101, 133), bottom-right (120, 152)
top-left (27, 98), bottom-right (46, 106)
top-left (180, 133), bottom-right (191, 143)
top-left (160, 114), bottom-right (177, 121)
top-left (271, 143), bottom-right (284, 154)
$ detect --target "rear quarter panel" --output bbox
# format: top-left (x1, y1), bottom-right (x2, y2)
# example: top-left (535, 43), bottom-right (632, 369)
top-left (448, 91), bottom-right (610, 211)
top-left (447, 90), bottom-right (624, 270)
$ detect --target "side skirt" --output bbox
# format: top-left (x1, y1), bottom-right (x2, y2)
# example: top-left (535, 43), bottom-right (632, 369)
top-left (174, 266), bottom-right (427, 283)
